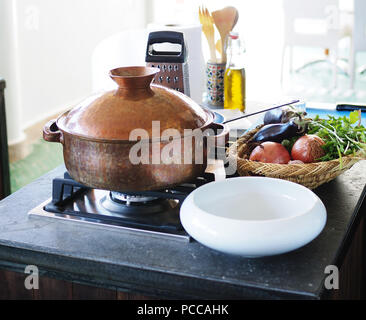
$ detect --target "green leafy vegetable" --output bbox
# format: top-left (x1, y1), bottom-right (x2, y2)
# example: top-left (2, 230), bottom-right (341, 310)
top-left (307, 111), bottom-right (366, 162)
top-left (281, 136), bottom-right (301, 153)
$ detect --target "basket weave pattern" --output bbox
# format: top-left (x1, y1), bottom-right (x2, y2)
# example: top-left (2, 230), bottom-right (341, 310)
top-left (228, 125), bottom-right (364, 189)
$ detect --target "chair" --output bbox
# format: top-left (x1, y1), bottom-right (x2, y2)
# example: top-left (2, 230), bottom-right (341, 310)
top-left (349, 0), bottom-right (366, 89)
top-left (281, 0), bottom-right (343, 88)
top-left (0, 79), bottom-right (11, 199)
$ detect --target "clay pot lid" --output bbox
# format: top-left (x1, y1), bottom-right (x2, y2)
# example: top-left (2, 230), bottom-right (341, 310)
top-left (57, 66), bottom-right (212, 142)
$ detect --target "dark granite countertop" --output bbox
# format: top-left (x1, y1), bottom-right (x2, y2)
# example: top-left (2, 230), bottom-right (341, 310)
top-left (0, 163), bottom-right (365, 299)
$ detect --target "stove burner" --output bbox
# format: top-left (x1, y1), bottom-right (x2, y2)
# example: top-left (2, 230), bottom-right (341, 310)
top-left (101, 192), bottom-right (178, 216)
top-left (110, 192), bottom-right (158, 204)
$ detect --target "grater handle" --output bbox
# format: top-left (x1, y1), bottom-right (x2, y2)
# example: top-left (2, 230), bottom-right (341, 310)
top-left (146, 31), bottom-right (186, 63)
top-left (147, 31), bottom-right (185, 45)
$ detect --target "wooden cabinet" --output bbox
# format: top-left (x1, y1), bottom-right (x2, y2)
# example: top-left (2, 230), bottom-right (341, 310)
top-left (0, 79), bottom-right (10, 199)
top-left (327, 215), bottom-right (366, 299)
top-left (0, 269), bottom-right (154, 300)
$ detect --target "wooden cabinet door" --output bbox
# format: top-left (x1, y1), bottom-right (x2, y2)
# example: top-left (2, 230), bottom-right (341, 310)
top-left (0, 268), bottom-right (155, 300)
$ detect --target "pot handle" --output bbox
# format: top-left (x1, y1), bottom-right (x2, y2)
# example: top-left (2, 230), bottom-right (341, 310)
top-left (207, 122), bottom-right (230, 147)
top-left (43, 119), bottom-right (63, 144)
top-left (205, 122), bottom-right (229, 160)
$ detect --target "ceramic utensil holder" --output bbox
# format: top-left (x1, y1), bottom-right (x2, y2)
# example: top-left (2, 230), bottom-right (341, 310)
top-left (205, 62), bottom-right (225, 106)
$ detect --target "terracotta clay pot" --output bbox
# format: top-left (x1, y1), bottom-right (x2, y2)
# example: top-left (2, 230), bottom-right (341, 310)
top-left (43, 66), bottom-right (228, 191)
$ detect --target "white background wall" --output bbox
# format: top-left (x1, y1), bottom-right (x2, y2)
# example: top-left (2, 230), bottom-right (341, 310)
top-left (0, 0), bottom-right (358, 145)
top-left (0, 0), bottom-right (147, 144)
top-left (151, 0), bottom-right (355, 103)
top-left (152, 0), bottom-right (287, 103)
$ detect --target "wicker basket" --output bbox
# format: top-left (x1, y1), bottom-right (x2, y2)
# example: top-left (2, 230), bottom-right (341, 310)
top-left (227, 124), bottom-right (365, 189)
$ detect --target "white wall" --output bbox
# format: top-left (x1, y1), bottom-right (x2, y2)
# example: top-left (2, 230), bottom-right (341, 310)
top-left (0, 0), bottom-right (26, 145)
top-left (0, 0), bottom-right (147, 145)
top-left (151, 0), bottom-right (286, 103)
top-left (151, 0), bottom-right (356, 102)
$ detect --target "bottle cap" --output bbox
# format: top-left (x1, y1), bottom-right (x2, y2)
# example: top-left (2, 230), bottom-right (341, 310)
top-left (229, 31), bottom-right (239, 40)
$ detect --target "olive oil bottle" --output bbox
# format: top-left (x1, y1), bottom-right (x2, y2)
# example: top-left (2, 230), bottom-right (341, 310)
top-left (224, 32), bottom-right (246, 112)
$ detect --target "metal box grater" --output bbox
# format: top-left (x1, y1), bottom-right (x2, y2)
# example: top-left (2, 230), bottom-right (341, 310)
top-left (145, 31), bottom-right (190, 96)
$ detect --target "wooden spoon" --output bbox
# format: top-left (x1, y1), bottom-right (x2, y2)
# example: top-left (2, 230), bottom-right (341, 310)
top-left (215, 40), bottom-right (222, 56)
top-left (232, 8), bottom-right (239, 30)
top-left (212, 7), bottom-right (238, 63)
top-left (215, 10), bottom-right (238, 56)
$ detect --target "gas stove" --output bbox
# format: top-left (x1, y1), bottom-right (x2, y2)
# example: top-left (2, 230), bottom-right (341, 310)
top-left (28, 171), bottom-right (218, 242)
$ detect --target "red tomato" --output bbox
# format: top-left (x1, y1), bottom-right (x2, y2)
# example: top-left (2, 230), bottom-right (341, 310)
top-left (291, 135), bottom-right (325, 163)
top-left (249, 142), bottom-right (291, 164)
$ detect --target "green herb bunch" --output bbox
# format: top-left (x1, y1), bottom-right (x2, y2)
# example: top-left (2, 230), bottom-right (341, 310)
top-left (308, 111), bottom-right (366, 163)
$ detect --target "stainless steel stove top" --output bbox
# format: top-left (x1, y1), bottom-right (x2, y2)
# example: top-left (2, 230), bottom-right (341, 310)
top-left (29, 196), bottom-right (190, 242)
top-left (28, 169), bottom-right (221, 242)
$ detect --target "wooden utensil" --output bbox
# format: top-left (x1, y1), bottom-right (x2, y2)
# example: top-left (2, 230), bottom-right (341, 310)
top-left (198, 6), bottom-right (217, 63)
top-left (232, 8), bottom-right (239, 29)
top-left (215, 9), bottom-right (239, 57)
top-left (212, 6), bottom-right (238, 63)
top-left (215, 40), bottom-right (222, 56)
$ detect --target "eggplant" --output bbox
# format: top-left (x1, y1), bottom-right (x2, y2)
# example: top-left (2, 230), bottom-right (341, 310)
top-left (250, 119), bottom-right (304, 143)
top-left (263, 108), bottom-right (307, 125)
top-left (263, 108), bottom-right (286, 125)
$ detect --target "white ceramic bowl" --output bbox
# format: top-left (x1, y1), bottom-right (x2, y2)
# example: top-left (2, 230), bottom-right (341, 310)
top-left (180, 177), bottom-right (327, 257)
